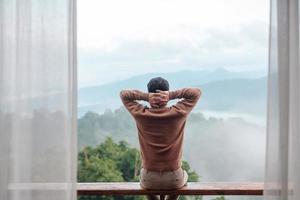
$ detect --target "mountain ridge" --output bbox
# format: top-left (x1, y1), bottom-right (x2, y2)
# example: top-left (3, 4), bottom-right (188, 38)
top-left (78, 68), bottom-right (267, 117)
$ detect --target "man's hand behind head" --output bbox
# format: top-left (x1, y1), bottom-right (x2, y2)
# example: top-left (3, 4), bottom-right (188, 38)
top-left (149, 90), bottom-right (169, 108)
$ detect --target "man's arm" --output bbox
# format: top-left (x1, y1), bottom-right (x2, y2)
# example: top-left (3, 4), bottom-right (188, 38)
top-left (120, 90), bottom-right (149, 116)
top-left (169, 88), bottom-right (201, 115)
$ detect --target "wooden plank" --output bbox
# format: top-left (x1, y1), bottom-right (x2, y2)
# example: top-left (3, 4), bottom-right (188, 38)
top-left (77, 182), bottom-right (264, 196)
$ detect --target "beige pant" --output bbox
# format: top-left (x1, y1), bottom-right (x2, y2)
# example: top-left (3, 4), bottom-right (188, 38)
top-left (140, 167), bottom-right (188, 190)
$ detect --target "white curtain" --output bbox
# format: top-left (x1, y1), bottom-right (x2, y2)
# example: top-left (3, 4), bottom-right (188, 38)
top-left (0, 1), bottom-right (77, 200)
top-left (264, 0), bottom-right (300, 200)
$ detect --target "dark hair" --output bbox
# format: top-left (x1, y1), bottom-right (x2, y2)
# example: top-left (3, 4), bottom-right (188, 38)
top-left (147, 77), bottom-right (169, 93)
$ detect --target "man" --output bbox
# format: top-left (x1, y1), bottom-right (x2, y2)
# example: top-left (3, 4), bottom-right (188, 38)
top-left (120, 77), bottom-right (201, 200)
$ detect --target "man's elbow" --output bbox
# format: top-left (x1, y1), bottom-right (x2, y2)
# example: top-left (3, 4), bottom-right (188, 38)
top-left (120, 90), bottom-right (127, 100)
top-left (192, 88), bottom-right (201, 99)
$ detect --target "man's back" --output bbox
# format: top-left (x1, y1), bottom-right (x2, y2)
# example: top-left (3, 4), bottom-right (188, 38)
top-left (120, 88), bottom-right (201, 171)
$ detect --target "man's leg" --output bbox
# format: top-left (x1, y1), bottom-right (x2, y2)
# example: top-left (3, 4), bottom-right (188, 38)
top-left (147, 194), bottom-right (160, 200)
top-left (164, 168), bottom-right (187, 200)
top-left (165, 195), bottom-right (179, 200)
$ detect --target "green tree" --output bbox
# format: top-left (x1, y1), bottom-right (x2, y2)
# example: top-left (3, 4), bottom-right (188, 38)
top-left (78, 137), bottom-right (143, 200)
top-left (181, 161), bottom-right (200, 182)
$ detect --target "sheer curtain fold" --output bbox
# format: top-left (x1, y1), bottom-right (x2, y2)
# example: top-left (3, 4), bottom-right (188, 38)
top-left (264, 0), bottom-right (300, 199)
top-left (0, 1), bottom-right (77, 200)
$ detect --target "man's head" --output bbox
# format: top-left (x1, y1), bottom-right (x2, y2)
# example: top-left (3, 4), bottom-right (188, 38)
top-left (147, 77), bottom-right (169, 108)
top-left (147, 77), bottom-right (169, 93)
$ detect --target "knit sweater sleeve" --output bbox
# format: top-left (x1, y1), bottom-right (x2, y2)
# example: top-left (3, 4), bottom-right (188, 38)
top-left (169, 88), bottom-right (201, 115)
top-left (120, 90), bottom-right (149, 116)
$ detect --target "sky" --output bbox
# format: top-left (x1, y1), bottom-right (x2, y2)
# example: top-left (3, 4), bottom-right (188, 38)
top-left (78, 0), bottom-right (270, 88)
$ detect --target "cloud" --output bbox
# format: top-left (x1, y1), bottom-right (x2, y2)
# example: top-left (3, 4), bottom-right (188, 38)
top-left (78, 0), bottom-right (269, 49)
top-left (78, 0), bottom-right (269, 87)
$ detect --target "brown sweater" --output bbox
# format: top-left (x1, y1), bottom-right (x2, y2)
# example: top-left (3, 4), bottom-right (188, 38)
top-left (120, 88), bottom-right (201, 171)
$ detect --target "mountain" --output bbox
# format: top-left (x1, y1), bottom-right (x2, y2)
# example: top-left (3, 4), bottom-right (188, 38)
top-left (78, 68), bottom-right (267, 117)
top-left (198, 77), bottom-right (267, 116)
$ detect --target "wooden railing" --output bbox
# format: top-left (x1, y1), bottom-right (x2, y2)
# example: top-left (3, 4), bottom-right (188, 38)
top-left (77, 182), bottom-right (264, 196)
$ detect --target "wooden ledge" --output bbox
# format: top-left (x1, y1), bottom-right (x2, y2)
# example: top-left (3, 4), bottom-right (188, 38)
top-left (77, 182), bottom-right (263, 196)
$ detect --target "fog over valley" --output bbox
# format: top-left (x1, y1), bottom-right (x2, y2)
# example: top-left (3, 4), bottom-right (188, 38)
top-left (78, 69), bottom-right (267, 183)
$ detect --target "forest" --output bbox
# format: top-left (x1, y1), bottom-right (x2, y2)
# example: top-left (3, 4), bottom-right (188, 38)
top-left (77, 103), bottom-right (265, 200)
top-left (78, 107), bottom-right (265, 182)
